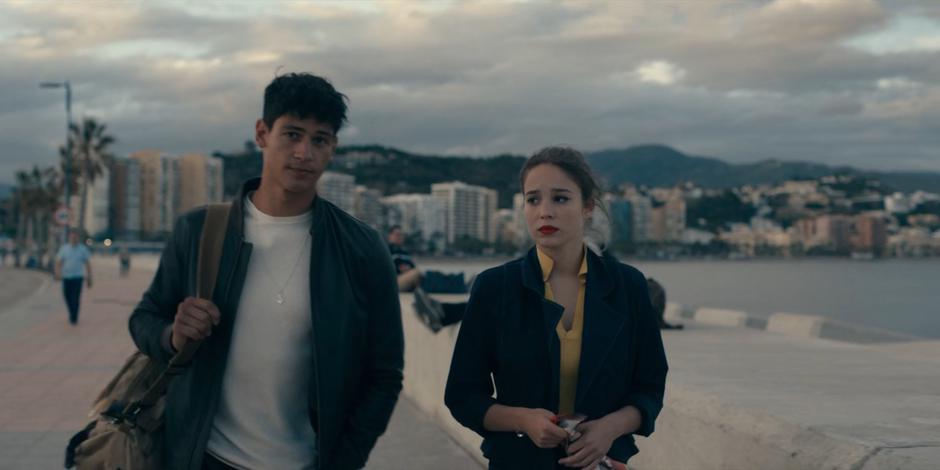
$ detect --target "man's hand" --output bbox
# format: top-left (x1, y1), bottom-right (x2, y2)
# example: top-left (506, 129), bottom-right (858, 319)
top-left (86, 277), bottom-right (93, 288)
top-left (558, 418), bottom-right (620, 469)
top-left (171, 297), bottom-right (221, 351)
top-left (522, 408), bottom-right (568, 448)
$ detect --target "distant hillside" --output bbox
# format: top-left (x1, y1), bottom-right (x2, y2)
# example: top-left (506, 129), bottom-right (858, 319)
top-left (334, 145), bottom-right (526, 208)
top-left (213, 143), bottom-right (527, 207)
top-left (586, 145), bottom-right (940, 193)
top-left (0, 182), bottom-right (11, 199)
top-left (214, 143), bottom-right (940, 204)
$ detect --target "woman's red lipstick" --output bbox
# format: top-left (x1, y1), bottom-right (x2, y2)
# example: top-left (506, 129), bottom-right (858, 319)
top-left (538, 225), bottom-right (559, 235)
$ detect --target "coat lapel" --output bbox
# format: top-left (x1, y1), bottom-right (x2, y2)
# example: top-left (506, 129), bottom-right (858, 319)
top-left (575, 251), bottom-right (626, 411)
top-left (521, 248), bottom-right (564, 408)
top-left (540, 297), bottom-right (563, 407)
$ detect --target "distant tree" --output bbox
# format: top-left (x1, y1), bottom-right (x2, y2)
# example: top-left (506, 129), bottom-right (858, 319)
top-left (686, 190), bottom-right (756, 232)
top-left (13, 165), bottom-right (60, 256)
top-left (770, 207), bottom-right (803, 229)
top-left (911, 200), bottom-right (940, 217)
top-left (825, 176), bottom-right (889, 197)
top-left (451, 235), bottom-right (488, 255)
top-left (213, 140), bottom-right (262, 198)
top-left (340, 146), bottom-right (526, 208)
top-left (682, 240), bottom-right (730, 257)
top-left (767, 193), bottom-right (789, 208)
top-left (493, 237), bottom-right (520, 255)
top-left (60, 117), bottom-right (115, 235)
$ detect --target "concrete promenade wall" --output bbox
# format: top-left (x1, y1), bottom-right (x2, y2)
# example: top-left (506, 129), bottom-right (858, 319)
top-left (400, 294), bottom-right (940, 470)
top-left (65, 256), bottom-right (936, 468)
top-left (399, 293), bottom-right (487, 466)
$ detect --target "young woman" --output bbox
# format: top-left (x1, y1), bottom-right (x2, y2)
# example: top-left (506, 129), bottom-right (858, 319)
top-left (445, 147), bottom-right (668, 469)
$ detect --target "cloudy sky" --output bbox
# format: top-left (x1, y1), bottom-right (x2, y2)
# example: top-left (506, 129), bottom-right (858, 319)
top-left (1, 0), bottom-right (939, 183)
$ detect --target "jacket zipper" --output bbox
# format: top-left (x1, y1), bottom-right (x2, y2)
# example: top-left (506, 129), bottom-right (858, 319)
top-left (310, 288), bottom-right (323, 468)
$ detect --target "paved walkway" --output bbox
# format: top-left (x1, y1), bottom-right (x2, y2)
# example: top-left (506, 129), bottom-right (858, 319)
top-left (0, 259), bottom-right (480, 469)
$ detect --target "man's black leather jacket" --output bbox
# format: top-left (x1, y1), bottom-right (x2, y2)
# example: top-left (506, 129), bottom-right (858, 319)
top-left (129, 178), bottom-right (404, 469)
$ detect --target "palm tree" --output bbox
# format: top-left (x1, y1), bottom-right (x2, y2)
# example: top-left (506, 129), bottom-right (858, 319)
top-left (13, 170), bottom-right (34, 246)
top-left (60, 117), bottom-right (115, 235)
top-left (13, 165), bottom-right (60, 260)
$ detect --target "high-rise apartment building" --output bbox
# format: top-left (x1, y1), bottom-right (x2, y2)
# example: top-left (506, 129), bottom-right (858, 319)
top-left (628, 195), bottom-right (653, 242)
top-left (354, 185), bottom-right (385, 230)
top-left (609, 198), bottom-right (633, 247)
top-left (431, 181), bottom-right (498, 246)
top-left (317, 171), bottom-right (355, 213)
top-left (381, 193), bottom-right (446, 244)
top-left (177, 153), bottom-right (224, 213)
top-left (512, 193), bottom-right (530, 248)
top-left (110, 157), bottom-right (142, 240)
top-left (797, 215), bottom-right (853, 253)
top-left (80, 166), bottom-right (110, 238)
top-left (131, 150), bottom-right (179, 238)
top-left (851, 214), bottom-right (887, 255)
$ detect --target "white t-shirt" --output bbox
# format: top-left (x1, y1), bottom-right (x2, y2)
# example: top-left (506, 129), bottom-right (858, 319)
top-left (206, 195), bottom-right (317, 469)
top-left (56, 243), bottom-right (91, 279)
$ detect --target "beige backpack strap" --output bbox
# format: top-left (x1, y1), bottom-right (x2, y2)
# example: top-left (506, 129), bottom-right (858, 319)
top-left (128, 203), bottom-right (231, 415)
top-left (196, 203), bottom-right (231, 301)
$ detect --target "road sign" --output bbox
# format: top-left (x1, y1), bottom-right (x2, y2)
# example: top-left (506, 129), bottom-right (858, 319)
top-left (54, 206), bottom-right (70, 227)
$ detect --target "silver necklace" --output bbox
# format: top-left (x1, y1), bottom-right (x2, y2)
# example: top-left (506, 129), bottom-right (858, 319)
top-left (260, 234), bottom-right (310, 305)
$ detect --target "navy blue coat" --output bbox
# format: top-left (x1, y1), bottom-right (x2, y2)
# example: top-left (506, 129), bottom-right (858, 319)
top-left (444, 248), bottom-right (668, 468)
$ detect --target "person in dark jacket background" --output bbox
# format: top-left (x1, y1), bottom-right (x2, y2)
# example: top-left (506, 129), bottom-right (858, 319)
top-left (128, 73), bottom-right (404, 470)
top-left (445, 146), bottom-right (668, 469)
top-left (387, 225), bottom-right (469, 332)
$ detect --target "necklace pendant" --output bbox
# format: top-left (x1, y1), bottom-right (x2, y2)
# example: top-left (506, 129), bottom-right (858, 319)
top-left (276, 292), bottom-right (285, 305)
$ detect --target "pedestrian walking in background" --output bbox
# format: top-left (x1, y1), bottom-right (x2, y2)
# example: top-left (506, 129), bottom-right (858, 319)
top-left (118, 246), bottom-right (131, 277)
top-left (646, 277), bottom-right (683, 330)
top-left (55, 231), bottom-right (92, 325)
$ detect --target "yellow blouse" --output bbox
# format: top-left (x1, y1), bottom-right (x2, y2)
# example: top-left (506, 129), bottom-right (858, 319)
top-left (536, 246), bottom-right (588, 416)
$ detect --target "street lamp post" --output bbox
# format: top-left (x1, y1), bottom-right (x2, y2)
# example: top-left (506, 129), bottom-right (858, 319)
top-left (40, 80), bottom-right (72, 240)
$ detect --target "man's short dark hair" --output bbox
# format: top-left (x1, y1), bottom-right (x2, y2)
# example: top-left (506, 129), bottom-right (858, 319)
top-left (388, 225), bottom-right (402, 234)
top-left (263, 73), bottom-right (348, 134)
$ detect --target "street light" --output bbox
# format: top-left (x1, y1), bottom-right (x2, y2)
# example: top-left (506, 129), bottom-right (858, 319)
top-left (40, 80), bottom-right (72, 240)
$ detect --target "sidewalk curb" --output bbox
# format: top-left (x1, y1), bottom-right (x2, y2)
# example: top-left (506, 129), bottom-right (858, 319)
top-left (680, 303), bottom-right (920, 345)
top-left (0, 269), bottom-right (56, 340)
top-left (0, 269), bottom-right (53, 317)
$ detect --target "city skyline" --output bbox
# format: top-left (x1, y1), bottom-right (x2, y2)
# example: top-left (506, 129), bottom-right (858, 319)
top-left (5, 139), bottom-right (937, 259)
top-left (1, 0), bottom-right (939, 183)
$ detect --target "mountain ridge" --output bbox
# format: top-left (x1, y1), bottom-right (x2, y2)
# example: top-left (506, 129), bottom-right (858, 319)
top-left (585, 144), bottom-right (940, 193)
top-left (211, 143), bottom-right (940, 206)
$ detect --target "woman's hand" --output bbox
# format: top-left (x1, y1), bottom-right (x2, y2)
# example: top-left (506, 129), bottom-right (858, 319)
top-left (522, 408), bottom-right (569, 448)
top-left (558, 417), bottom-right (620, 469)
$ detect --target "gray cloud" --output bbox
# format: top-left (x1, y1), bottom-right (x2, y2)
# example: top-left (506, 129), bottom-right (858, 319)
top-left (0, 0), bottom-right (938, 182)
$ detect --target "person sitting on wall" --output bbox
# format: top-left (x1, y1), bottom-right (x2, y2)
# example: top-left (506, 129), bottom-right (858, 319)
top-left (387, 225), bottom-right (468, 332)
top-left (646, 277), bottom-right (683, 330)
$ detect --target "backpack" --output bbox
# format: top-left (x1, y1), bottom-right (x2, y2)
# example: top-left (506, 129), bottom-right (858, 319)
top-left (65, 203), bottom-right (231, 470)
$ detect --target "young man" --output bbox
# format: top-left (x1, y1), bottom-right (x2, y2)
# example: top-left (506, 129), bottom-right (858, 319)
top-left (55, 230), bottom-right (93, 325)
top-left (129, 73), bottom-right (404, 470)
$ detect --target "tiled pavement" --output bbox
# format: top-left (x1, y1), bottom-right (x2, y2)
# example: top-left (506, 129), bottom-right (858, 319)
top-left (0, 259), bottom-right (480, 469)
